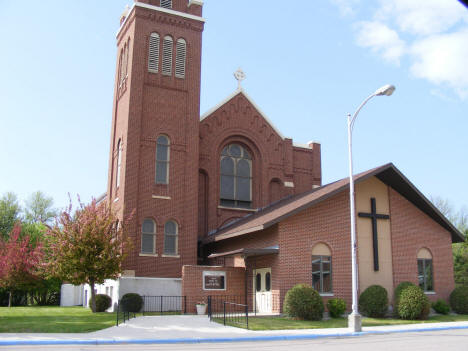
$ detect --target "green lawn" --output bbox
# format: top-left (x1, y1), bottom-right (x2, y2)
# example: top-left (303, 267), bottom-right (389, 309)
top-left (217, 314), bottom-right (468, 330)
top-left (0, 306), bottom-right (118, 333)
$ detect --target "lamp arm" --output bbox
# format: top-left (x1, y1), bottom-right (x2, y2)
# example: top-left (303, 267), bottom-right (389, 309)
top-left (349, 93), bottom-right (376, 131)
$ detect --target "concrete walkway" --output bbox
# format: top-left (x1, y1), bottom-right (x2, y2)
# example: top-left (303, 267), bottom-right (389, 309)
top-left (1, 315), bottom-right (468, 345)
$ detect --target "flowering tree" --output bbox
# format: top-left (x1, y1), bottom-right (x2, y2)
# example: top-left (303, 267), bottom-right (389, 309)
top-left (0, 224), bottom-right (43, 307)
top-left (46, 199), bottom-right (131, 312)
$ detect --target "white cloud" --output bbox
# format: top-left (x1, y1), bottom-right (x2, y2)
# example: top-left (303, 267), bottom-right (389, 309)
top-left (355, 21), bottom-right (405, 65)
top-left (330, 0), bottom-right (361, 16)
top-left (410, 29), bottom-right (468, 99)
top-left (376, 0), bottom-right (468, 36)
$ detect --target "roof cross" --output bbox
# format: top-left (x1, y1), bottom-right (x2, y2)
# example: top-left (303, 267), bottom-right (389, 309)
top-left (234, 68), bottom-right (246, 90)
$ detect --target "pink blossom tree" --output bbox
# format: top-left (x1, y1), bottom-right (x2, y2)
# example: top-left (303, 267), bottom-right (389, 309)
top-left (46, 199), bottom-right (131, 312)
top-left (0, 224), bottom-right (43, 307)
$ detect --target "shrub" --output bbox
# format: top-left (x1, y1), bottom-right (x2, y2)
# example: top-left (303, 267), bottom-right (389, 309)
top-left (450, 286), bottom-right (468, 314)
top-left (398, 285), bottom-right (430, 320)
top-left (393, 281), bottom-right (416, 316)
top-left (121, 293), bottom-right (144, 313)
top-left (359, 285), bottom-right (388, 318)
top-left (432, 299), bottom-right (450, 315)
top-left (283, 284), bottom-right (324, 320)
top-left (326, 298), bottom-right (346, 318)
top-left (91, 294), bottom-right (112, 312)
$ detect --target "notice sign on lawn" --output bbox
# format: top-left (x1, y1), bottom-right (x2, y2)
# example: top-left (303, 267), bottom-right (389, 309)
top-left (203, 271), bottom-right (226, 290)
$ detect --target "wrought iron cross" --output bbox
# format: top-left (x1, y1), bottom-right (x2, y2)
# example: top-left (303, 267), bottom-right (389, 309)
top-left (358, 197), bottom-right (390, 272)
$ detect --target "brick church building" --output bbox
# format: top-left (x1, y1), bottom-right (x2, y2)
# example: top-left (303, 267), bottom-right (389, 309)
top-left (68, 0), bottom-right (463, 313)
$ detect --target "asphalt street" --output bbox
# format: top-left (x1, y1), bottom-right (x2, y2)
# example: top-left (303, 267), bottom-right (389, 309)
top-left (2, 329), bottom-right (468, 351)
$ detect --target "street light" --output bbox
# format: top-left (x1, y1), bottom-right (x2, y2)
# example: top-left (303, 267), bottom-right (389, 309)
top-left (347, 84), bottom-right (395, 332)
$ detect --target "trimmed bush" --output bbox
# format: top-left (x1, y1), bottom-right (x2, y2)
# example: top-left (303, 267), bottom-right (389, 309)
top-left (91, 294), bottom-right (112, 312)
top-left (393, 281), bottom-right (417, 317)
top-left (283, 284), bottom-right (324, 320)
top-left (326, 298), bottom-right (346, 318)
top-left (358, 285), bottom-right (388, 318)
top-left (432, 299), bottom-right (450, 315)
top-left (450, 286), bottom-right (468, 314)
top-left (398, 285), bottom-right (430, 320)
top-left (121, 293), bottom-right (144, 313)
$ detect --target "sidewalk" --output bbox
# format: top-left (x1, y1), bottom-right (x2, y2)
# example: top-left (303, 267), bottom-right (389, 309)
top-left (1, 315), bottom-right (468, 346)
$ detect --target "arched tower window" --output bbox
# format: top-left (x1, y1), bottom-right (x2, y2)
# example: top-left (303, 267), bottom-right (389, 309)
top-left (175, 38), bottom-right (186, 78)
top-left (164, 220), bottom-right (178, 255)
top-left (156, 135), bottom-right (170, 184)
top-left (141, 219), bottom-right (156, 254)
top-left (220, 144), bottom-right (252, 208)
top-left (148, 33), bottom-right (160, 73)
top-left (116, 139), bottom-right (122, 188)
top-left (312, 243), bottom-right (332, 294)
top-left (162, 36), bottom-right (173, 75)
top-left (160, 0), bottom-right (172, 9)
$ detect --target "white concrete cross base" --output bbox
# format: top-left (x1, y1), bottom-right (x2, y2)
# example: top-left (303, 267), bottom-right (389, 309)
top-left (348, 312), bottom-right (362, 332)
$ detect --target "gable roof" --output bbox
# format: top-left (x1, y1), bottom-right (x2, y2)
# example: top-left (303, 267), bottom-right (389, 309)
top-left (203, 163), bottom-right (464, 244)
top-left (200, 88), bottom-right (314, 149)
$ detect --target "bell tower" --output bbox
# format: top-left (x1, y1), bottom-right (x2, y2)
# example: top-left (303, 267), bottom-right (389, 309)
top-left (107, 0), bottom-right (205, 278)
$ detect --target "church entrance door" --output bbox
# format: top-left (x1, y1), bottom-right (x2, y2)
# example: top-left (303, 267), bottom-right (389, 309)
top-left (254, 268), bottom-right (272, 314)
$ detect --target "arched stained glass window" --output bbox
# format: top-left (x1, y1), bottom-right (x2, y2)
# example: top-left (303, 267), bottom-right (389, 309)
top-left (141, 219), bottom-right (156, 254)
top-left (220, 144), bottom-right (252, 208)
top-left (156, 135), bottom-right (169, 184)
top-left (164, 220), bottom-right (178, 255)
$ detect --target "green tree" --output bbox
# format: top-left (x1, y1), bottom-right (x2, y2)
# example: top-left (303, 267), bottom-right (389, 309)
top-left (24, 191), bottom-right (57, 225)
top-left (46, 199), bottom-right (131, 312)
top-left (0, 193), bottom-right (21, 239)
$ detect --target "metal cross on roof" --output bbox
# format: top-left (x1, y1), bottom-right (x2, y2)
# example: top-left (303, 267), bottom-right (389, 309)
top-left (234, 68), bottom-right (246, 90)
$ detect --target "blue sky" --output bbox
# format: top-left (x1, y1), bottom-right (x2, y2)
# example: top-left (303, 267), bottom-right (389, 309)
top-left (0, 0), bottom-right (467, 213)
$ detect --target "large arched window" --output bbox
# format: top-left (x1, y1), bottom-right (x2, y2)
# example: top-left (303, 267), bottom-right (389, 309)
top-left (164, 220), bottom-right (178, 255)
top-left (175, 38), bottom-right (186, 78)
top-left (162, 36), bottom-right (173, 75)
top-left (148, 32), bottom-right (160, 73)
top-left (312, 243), bottom-right (332, 294)
top-left (417, 248), bottom-right (433, 292)
top-left (116, 139), bottom-right (122, 188)
top-left (220, 144), bottom-right (252, 208)
top-left (156, 135), bottom-right (170, 184)
top-left (141, 219), bottom-right (156, 254)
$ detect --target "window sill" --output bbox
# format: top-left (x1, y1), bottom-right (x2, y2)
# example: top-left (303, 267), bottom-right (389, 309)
top-left (424, 291), bottom-right (436, 295)
top-left (319, 293), bottom-right (334, 297)
top-left (152, 195), bottom-right (171, 200)
top-left (218, 206), bottom-right (257, 212)
top-left (139, 253), bottom-right (158, 257)
top-left (162, 254), bottom-right (180, 258)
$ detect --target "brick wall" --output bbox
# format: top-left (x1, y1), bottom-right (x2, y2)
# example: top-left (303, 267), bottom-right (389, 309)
top-left (389, 188), bottom-right (455, 302)
top-left (182, 265), bottom-right (246, 313)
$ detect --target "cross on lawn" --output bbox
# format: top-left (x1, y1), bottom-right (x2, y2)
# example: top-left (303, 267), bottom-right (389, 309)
top-left (358, 197), bottom-right (390, 272)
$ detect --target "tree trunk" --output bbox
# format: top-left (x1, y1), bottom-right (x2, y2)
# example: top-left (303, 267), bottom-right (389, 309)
top-left (90, 280), bottom-right (96, 313)
top-left (8, 291), bottom-right (12, 307)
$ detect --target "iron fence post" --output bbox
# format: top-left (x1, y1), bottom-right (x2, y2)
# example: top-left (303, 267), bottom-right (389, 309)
top-left (160, 296), bottom-right (163, 315)
top-left (246, 303), bottom-right (248, 329)
top-left (184, 296), bottom-right (186, 315)
top-left (223, 301), bottom-right (226, 326)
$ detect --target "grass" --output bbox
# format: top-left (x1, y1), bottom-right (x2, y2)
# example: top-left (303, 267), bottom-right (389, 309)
top-left (216, 314), bottom-right (468, 331)
top-left (0, 306), bottom-right (118, 333)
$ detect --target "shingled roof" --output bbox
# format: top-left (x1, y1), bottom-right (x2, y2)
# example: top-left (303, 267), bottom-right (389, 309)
top-left (203, 163), bottom-right (464, 244)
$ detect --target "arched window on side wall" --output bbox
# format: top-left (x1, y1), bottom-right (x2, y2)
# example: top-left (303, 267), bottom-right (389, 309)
top-left (141, 219), bottom-right (156, 254)
top-left (164, 220), bottom-right (178, 255)
top-left (155, 135), bottom-right (170, 184)
top-left (220, 144), bottom-right (252, 208)
top-left (417, 248), bottom-right (433, 292)
top-left (312, 243), bottom-right (332, 294)
top-left (116, 139), bottom-right (122, 188)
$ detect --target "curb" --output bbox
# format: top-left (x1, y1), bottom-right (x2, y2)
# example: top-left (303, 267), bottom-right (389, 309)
top-left (1, 324), bottom-right (468, 346)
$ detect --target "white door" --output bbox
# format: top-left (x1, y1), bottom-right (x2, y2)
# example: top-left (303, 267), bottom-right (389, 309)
top-left (253, 268), bottom-right (272, 313)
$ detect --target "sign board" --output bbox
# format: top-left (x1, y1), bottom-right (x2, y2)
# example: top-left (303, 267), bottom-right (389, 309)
top-left (203, 271), bottom-right (226, 290)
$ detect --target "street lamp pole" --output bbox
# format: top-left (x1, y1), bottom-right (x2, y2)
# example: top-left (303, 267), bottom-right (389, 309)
top-left (347, 84), bottom-right (395, 332)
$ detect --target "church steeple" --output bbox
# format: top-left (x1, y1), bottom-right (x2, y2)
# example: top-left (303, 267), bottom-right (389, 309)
top-left (107, 0), bottom-right (205, 277)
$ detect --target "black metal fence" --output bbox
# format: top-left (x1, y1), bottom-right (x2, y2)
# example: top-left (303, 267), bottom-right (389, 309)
top-left (207, 296), bottom-right (249, 329)
top-left (116, 300), bottom-right (136, 326)
top-left (142, 295), bottom-right (186, 315)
